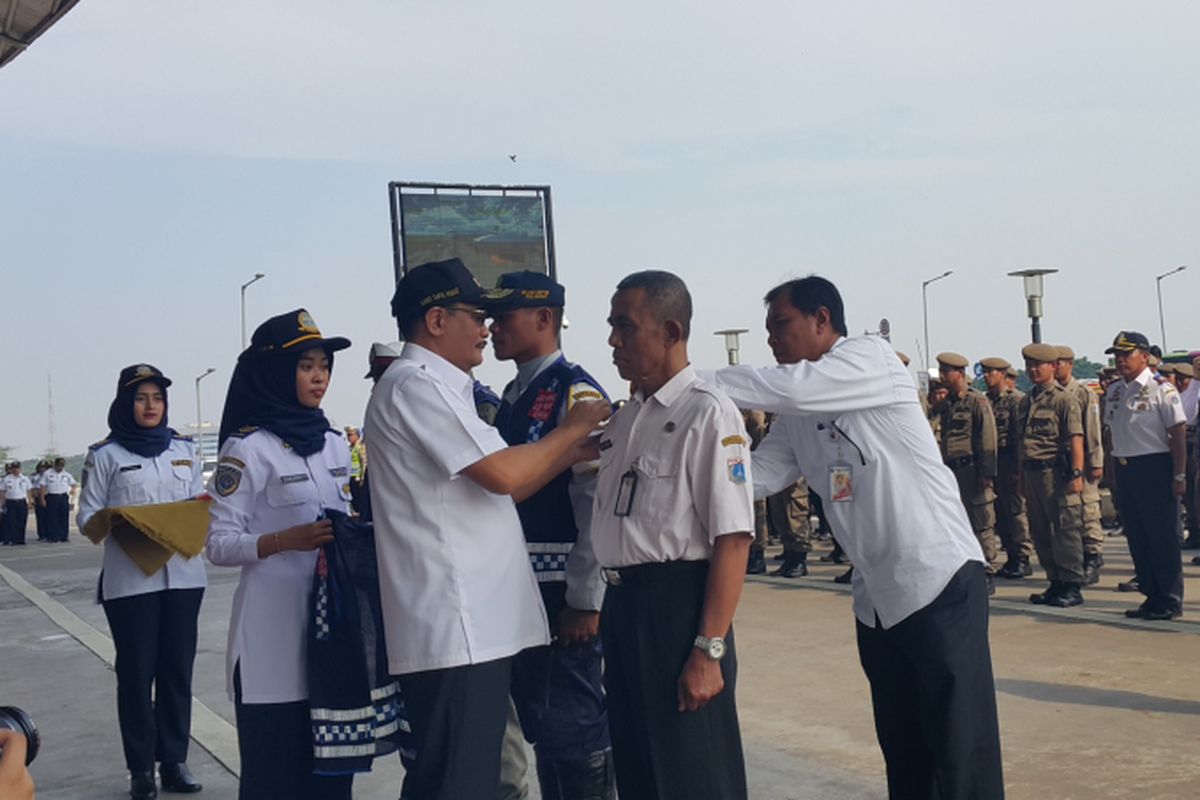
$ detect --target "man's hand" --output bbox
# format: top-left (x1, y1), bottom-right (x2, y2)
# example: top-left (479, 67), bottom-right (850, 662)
top-left (1068, 477), bottom-right (1084, 494)
top-left (562, 400), bottom-right (611, 437)
top-left (1088, 468), bottom-right (1103, 482)
top-left (1173, 477), bottom-right (1187, 498)
top-left (978, 477), bottom-right (993, 493)
top-left (677, 650), bottom-right (724, 712)
top-left (280, 519), bottom-right (334, 552)
top-left (0, 730), bottom-right (35, 800)
top-left (555, 607), bottom-right (600, 646)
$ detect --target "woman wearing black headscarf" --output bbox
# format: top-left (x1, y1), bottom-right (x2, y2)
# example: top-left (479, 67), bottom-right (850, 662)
top-left (77, 364), bottom-right (206, 799)
top-left (206, 309), bottom-right (355, 800)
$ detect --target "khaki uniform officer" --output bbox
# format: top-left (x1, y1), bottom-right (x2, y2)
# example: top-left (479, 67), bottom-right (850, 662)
top-left (981, 357), bottom-right (1033, 578)
top-left (937, 353), bottom-right (1000, 586)
top-left (1055, 346), bottom-right (1106, 584)
top-left (770, 479), bottom-right (813, 578)
top-left (1016, 344), bottom-right (1086, 607)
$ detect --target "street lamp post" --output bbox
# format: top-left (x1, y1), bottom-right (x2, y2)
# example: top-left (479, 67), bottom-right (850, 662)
top-left (921, 270), bottom-right (953, 370)
top-left (240, 273), bottom-right (266, 349)
top-left (195, 367), bottom-right (216, 446)
top-left (714, 328), bottom-right (749, 366)
top-left (1155, 265), bottom-right (1187, 351)
top-left (1008, 268), bottom-right (1059, 344)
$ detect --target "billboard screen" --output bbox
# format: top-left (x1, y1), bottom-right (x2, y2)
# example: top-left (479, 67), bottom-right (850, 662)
top-left (391, 185), bottom-right (554, 291)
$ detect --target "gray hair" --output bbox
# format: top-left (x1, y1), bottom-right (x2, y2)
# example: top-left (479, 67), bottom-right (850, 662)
top-left (615, 270), bottom-right (693, 340)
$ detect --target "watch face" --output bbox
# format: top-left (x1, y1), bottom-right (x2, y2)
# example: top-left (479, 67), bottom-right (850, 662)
top-left (709, 639), bottom-right (727, 660)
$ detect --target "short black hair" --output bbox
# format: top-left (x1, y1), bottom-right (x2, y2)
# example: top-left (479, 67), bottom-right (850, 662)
top-left (763, 276), bottom-right (848, 336)
top-left (615, 270), bottom-right (693, 340)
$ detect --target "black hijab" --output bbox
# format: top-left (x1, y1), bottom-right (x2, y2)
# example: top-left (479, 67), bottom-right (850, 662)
top-left (107, 366), bottom-right (176, 458)
top-left (218, 349), bottom-right (336, 457)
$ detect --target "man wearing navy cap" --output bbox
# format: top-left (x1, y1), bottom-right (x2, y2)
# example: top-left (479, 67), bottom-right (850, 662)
top-left (488, 270), bottom-right (616, 800)
top-left (366, 259), bottom-right (611, 798)
top-left (1102, 331), bottom-right (1187, 619)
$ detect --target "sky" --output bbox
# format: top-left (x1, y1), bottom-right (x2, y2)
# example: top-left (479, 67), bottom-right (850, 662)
top-left (3, 1), bottom-right (1200, 459)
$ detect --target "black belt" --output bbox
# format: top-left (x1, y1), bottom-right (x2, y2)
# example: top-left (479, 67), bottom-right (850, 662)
top-left (1022, 460), bottom-right (1056, 472)
top-left (1115, 453), bottom-right (1171, 467)
top-left (601, 560), bottom-right (708, 587)
top-left (945, 455), bottom-right (974, 468)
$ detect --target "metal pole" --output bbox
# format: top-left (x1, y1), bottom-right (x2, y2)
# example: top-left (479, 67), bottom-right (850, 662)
top-left (1031, 318), bottom-right (1042, 345)
top-left (922, 282), bottom-right (930, 372)
top-left (1157, 277), bottom-right (1166, 350)
top-left (195, 368), bottom-right (215, 445)
top-left (240, 274), bottom-right (266, 350)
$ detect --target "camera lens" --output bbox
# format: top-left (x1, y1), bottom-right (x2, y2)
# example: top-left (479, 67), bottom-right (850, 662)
top-left (0, 706), bottom-right (39, 766)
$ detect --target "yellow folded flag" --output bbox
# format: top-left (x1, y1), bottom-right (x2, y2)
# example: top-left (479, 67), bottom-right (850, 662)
top-left (82, 498), bottom-right (211, 577)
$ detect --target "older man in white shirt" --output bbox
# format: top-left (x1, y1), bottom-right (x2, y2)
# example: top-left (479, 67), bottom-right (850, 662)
top-left (700, 275), bottom-right (1004, 800)
top-left (366, 259), bottom-right (609, 800)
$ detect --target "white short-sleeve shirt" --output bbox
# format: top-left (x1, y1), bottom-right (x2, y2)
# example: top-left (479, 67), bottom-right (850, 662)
top-left (42, 468), bottom-right (77, 495)
top-left (205, 428), bottom-right (352, 703)
top-left (591, 365), bottom-right (755, 567)
top-left (365, 343), bottom-right (549, 675)
top-left (77, 438), bottom-right (207, 601)
top-left (1104, 368), bottom-right (1188, 457)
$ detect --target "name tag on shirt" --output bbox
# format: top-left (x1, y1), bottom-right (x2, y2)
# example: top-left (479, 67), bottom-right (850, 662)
top-left (329, 466), bottom-right (348, 477)
top-left (281, 474), bottom-right (309, 484)
top-left (829, 463), bottom-right (854, 502)
top-left (119, 465), bottom-right (142, 473)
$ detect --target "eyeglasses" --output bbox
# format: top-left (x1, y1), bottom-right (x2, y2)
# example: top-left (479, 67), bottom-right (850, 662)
top-left (444, 306), bottom-right (490, 326)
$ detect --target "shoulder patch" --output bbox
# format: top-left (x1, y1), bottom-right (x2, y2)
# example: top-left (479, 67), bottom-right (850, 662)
top-left (227, 426), bottom-right (260, 440)
top-left (88, 438), bottom-right (112, 452)
top-left (722, 435), bottom-right (747, 447)
top-left (213, 464), bottom-right (242, 497)
top-left (218, 455), bottom-right (246, 469)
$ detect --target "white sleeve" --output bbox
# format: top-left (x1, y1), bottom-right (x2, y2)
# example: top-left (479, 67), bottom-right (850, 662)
top-left (1162, 384), bottom-right (1188, 430)
top-left (750, 425), bottom-right (804, 499)
top-left (205, 437), bottom-right (263, 566)
top-left (565, 470), bottom-right (605, 611)
top-left (394, 373), bottom-right (508, 477)
top-left (689, 397), bottom-right (755, 541)
top-left (77, 448), bottom-right (113, 530)
top-left (699, 339), bottom-right (903, 416)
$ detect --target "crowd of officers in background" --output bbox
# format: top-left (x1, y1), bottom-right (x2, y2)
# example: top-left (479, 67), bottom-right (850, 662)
top-left (0, 456), bottom-right (78, 545)
top-left (735, 333), bottom-right (1194, 621)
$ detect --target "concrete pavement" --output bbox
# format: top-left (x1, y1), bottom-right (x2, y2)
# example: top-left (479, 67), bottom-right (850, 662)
top-left (2, 525), bottom-right (1199, 799)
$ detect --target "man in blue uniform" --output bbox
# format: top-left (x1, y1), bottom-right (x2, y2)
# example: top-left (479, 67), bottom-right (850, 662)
top-left (488, 271), bottom-right (615, 800)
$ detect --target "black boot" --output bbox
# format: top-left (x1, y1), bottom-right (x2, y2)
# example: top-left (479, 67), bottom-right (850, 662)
top-left (998, 557), bottom-right (1030, 579)
top-left (1030, 581), bottom-right (1061, 605)
top-left (536, 748), bottom-right (616, 800)
top-left (746, 548), bottom-right (767, 575)
top-left (775, 553), bottom-right (808, 578)
top-left (1083, 554), bottom-right (1103, 586)
top-left (834, 566), bottom-right (854, 584)
top-left (1046, 583), bottom-right (1084, 608)
top-left (160, 763), bottom-right (201, 794)
top-left (130, 771), bottom-right (157, 799)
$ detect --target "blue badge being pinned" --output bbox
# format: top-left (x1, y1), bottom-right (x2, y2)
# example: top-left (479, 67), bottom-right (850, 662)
top-left (727, 457), bottom-right (747, 485)
top-left (214, 464), bottom-right (242, 497)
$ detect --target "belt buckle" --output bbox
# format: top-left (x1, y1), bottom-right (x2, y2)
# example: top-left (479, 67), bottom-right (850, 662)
top-left (601, 568), bottom-right (622, 586)
top-left (1118, 457), bottom-right (1128, 466)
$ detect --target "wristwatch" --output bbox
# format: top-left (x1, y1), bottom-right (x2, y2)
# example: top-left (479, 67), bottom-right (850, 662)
top-left (693, 635), bottom-right (727, 661)
top-left (1069, 468), bottom-right (1083, 478)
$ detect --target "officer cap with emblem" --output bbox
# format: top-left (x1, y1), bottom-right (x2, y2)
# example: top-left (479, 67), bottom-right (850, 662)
top-left (1104, 331), bottom-right (1151, 355)
top-left (979, 357), bottom-right (1011, 371)
top-left (239, 309), bottom-right (350, 363)
top-left (118, 363), bottom-right (172, 390)
top-left (390, 258), bottom-right (498, 323)
top-left (936, 352), bottom-right (969, 370)
top-left (1055, 345), bottom-right (1075, 361)
top-left (1021, 343), bottom-right (1060, 364)
top-left (364, 341), bottom-right (403, 379)
top-left (485, 271), bottom-right (566, 313)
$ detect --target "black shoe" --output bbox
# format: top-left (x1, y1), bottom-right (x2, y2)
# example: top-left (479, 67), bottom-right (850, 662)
top-left (1124, 600), bottom-right (1154, 619)
top-left (834, 566), bottom-right (854, 584)
top-left (130, 771), bottom-right (158, 799)
top-left (998, 558), bottom-right (1031, 579)
top-left (159, 763), bottom-right (201, 794)
top-left (1117, 577), bottom-right (1141, 593)
top-left (1083, 555), bottom-right (1103, 586)
top-left (746, 549), bottom-right (767, 575)
top-left (1046, 584), bottom-right (1084, 608)
top-left (775, 554), bottom-right (808, 578)
top-left (1141, 606), bottom-right (1183, 621)
top-left (821, 549), bottom-right (849, 564)
top-left (1030, 582), bottom-right (1061, 605)
top-left (772, 551), bottom-right (787, 561)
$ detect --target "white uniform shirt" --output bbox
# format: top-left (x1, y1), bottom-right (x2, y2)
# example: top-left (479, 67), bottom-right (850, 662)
top-left (206, 428), bottom-right (352, 704)
top-left (1179, 377), bottom-right (1199, 426)
top-left (700, 336), bottom-right (985, 629)
top-left (502, 350), bottom-right (607, 612)
top-left (365, 343), bottom-right (549, 675)
top-left (30, 473), bottom-right (44, 494)
top-left (591, 365), bottom-right (755, 567)
top-left (77, 438), bottom-right (207, 601)
top-left (1104, 368), bottom-right (1187, 457)
top-left (2, 474), bottom-right (32, 502)
top-left (42, 468), bottom-right (78, 495)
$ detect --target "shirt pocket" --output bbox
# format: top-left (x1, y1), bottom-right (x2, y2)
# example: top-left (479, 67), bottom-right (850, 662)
top-left (112, 470), bottom-right (151, 506)
top-left (170, 464), bottom-right (194, 500)
top-left (265, 481), bottom-right (311, 510)
top-left (634, 453), bottom-right (679, 525)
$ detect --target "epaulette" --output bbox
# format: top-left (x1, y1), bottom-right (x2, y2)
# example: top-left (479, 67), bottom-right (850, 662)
top-left (1153, 374), bottom-right (1168, 385)
top-left (87, 438), bottom-right (112, 452)
top-left (227, 425), bottom-right (261, 440)
top-left (173, 432), bottom-right (194, 442)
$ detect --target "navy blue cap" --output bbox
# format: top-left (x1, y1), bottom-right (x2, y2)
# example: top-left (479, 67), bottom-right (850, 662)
top-left (487, 270), bottom-right (565, 311)
top-left (1105, 331), bottom-right (1151, 354)
top-left (118, 363), bottom-right (172, 391)
top-left (391, 258), bottom-right (495, 321)
top-left (240, 309), bottom-right (351, 362)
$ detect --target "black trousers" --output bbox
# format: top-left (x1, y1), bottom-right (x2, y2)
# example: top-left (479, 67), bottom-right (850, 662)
top-left (34, 499), bottom-right (47, 540)
top-left (600, 561), bottom-right (747, 800)
top-left (397, 657), bottom-right (512, 800)
top-left (1114, 453), bottom-right (1184, 612)
top-left (102, 588), bottom-right (204, 772)
top-left (46, 493), bottom-right (70, 541)
top-left (233, 665), bottom-right (353, 800)
top-left (856, 561), bottom-right (1004, 800)
top-left (3, 500), bottom-right (28, 544)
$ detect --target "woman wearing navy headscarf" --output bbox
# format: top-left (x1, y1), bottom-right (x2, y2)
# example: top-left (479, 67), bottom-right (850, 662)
top-left (205, 309), bottom-right (355, 800)
top-left (77, 364), bottom-right (206, 799)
